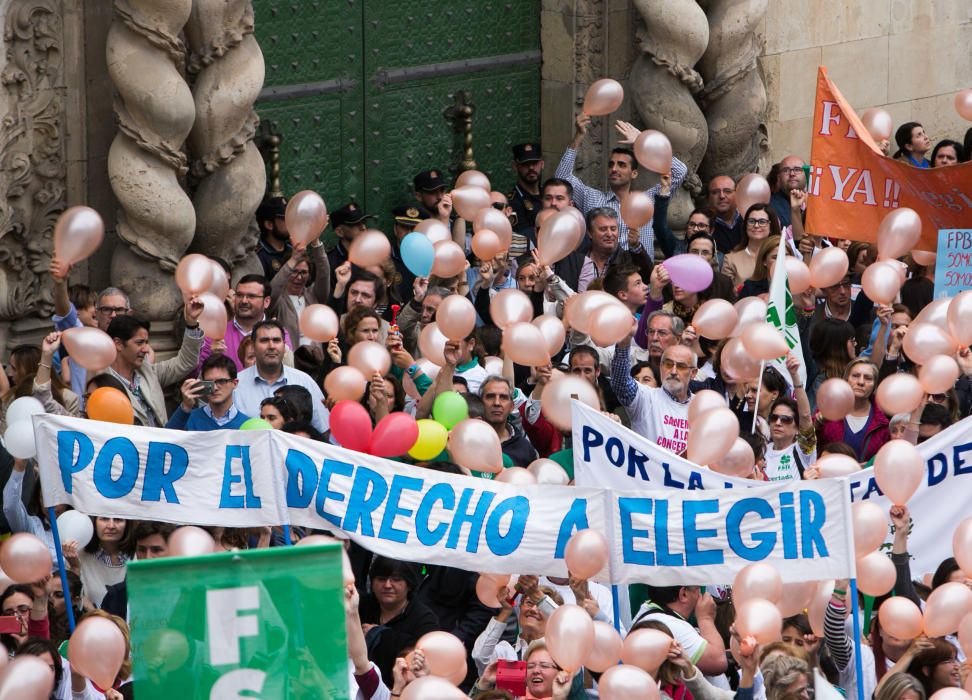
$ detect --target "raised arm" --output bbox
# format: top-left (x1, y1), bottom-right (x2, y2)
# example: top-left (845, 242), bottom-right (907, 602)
top-left (308, 239), bottom-right (331, 303)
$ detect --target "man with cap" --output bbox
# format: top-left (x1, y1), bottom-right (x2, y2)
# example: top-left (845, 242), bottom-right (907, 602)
top-left (508, 143), bottom-right (544, 232)
top-left (413, 169), bottom-right (455, 224)
top-left (327, 201), bottom-right (374, 274)
top-left (255, 195), bottom-right (291, 279)
top-left (391, 203), bottom-right (432, 302)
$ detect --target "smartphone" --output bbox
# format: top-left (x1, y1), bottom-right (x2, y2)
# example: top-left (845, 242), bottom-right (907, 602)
top-left (196, 380), bottom-right (216, 396)
top-left (495, 660), bottom-right (526, 697)
top-left (0, 616), bottom-right (23, 634)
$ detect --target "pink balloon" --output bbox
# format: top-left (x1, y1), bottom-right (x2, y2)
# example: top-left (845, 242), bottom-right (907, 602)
top-left (451, 186), bottom-right (491, 220)
top-left (920, 355), bottom-right (961, 394)
top-left (688, 390), bottom-right (727, 424)
top-left (960, 611), bottom-right (972, 659)
top-left (475, 575), bottom-right (505, 608)
top-left (693, 299), bottom-right (738, 340)
top-left (710, 437), bottom-right (756, 478)
top-left (495, 466), bottom-right (537, 485)
top-left (167, 526), bottom-right (216, 557)
top-left (300, 304), bottom-right (339, 342)
top-left (432, 241), bottom-right (467, 278)
top-left (415, 219), bottom-right (451, 245)
top-left (68, 616), bottom-right (126, 690)
top-left (324, 366), bottom-right (368, 401)
top-left (175, 253), bottom-right (215, 295)
top-left (533, 315), bottom-right (567, 357)
top-left (490, 289), bottom-right (533, 329)
top-left (768, 257), bottom-right (812, 294)
top-left (873, 439), bottom-right (924, 505)
top-left (861, 108), bottom-right (893, 141)
top-left (875, 373), bottom-right (924, 416)
top-left (455, 170), bottom-right (490, 191)
top-left (633, 130), bottom-right (673, 175)
top-left (956, 88), bottom-right (972, 121)
top-left (877, 208), bottom-right (922, 260)
top-left (541, 375), bottom-right (600, 431)
top-left (809, 247), bottom-right (850, 289)
top-left (583, 78), bottom-right (624, 116)
top-left (545, 604), bottom-right (595, 672)
top-left (686, 407), bottom-right (739, 465)
top-left (448, 419), bottom-right (503, 473)
top-left (736, 598), bottom-right (783, 644)
top-left (741, 321), bottom-right (789, 361)
top-left (566, 291), bottom-right (617, 335)
top-left (565, 529), bottom-right (609, 579)
top-left (471, 230), bottom-right (503, 261)
top-left (197, 292), bottom-right (227, 340)
top-left (948, 290), bottom-right (972, 346)
top-left (586, 621), bottom-right (624, 673)
top-left (778, 581), bottom-right (817, 617)
top-left (663, 254), bottom-right (714, 293)
top-left (733, 563), bottom-right (783, 606)
top-left (923, 582), bottom-right (972, 637)
top-left (0, 655), bottom-right (54, 699)
top-left (0, 533), bottom-right (51, 583)
top-left (285, 190), bottom-right (328, 246)
top-left (621, 191), bottom-right (654, 229)
top-left (903, 323), bottom-right (958, 365)
top-left (853, 501), bottom-right (889, 556)
top-left (808, 581), bottom-right (835, 635)
top-left (599, 664), bottom-right (660, 700)
top-left (349, 230), bottom-right (392, 268)
top-left (417, 631), bottom-right (468, 681)
top-left (913, 250), bottom-right (937, 266)
top-left (914, 298), bottom-right (951, 331)
top-left (473, 207), bottom-right (513, 249)
top-left (929, 690), bottom-right (972, 700)
top-left (537, 209), bottom-right (585, 267)
top-left (436, 294), bottom-right (476, 341)
top-left (348, 340), bottom-right (391, 377)
top-left (503, 322), bottom-right (551, 367)
top-left (862, 261), bottom-right (903, 305)
top-left (814, 453), bottom-right (862, 479)
top-left (590, 302), bottom-right (635, 347)
top-left (735, 174), bottom-right (771, 218)
top-left (370, 412), bottom-right (418, 457)
top-left (527, 458), bottom-right (570, 485)
top-left (878, 596), bottom-right (924, 640)
top-left (400, 676), bottom-right (465, 700)
top-left (857, 551), bottom-right (897, 596)
top-left (54, 206), bottom-right (105, 265)
top-left (720, 337), bottom-right (763, 382)
top-left (418, 323), bottom-right (448, 367)
top-left (817, 379), bottom-right (855, 421)
top-left (732, 297), bottom-right (768, 337)
top-left (208, 259), bottom-right (230, 300)
top-left (308, 394), bottom-right (360, 442)
top-left (61, 327), bottom-right (117, 371)
top-left (955, 517), bottom-right (972, 577)
top-left (621, 628), bottom-right (672, 676)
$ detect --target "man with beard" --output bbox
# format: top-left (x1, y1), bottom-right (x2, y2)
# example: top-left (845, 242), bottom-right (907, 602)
top-left (507, 143), bottom-right (544, 232)
top-left (770, 155), bottom-right (806, 230)
top-left (255, 195), bottom-right (292, 278)
top-left (706, 175), bottom-right (742, 257)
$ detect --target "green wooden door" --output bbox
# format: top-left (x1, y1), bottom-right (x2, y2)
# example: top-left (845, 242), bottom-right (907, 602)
top-left (254, 1), bottom-right (540, 232)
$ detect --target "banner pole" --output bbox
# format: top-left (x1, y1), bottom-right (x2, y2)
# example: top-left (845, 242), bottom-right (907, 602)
top-left (611, 585), bottom-right (621, 633)
top-left (47, 507), bottom-right (76, 632)
top-left (751, 361), bottom-right (765, 434)
top-left (849, 578), bottom-right (866, 700)
top-left (282, 525), bottom-right (293, 545)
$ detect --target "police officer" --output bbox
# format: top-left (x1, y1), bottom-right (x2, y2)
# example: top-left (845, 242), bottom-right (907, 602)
top-left (508, 143), bottom-right (544, 232)
top-left (413, 169), bottom-right (454, 224)
top-left (255, 195), bottom-right (291, 278)
top-left (327, 202), bottom-right (374, 273)
top-left (391, 203), bottom-right (432, 302)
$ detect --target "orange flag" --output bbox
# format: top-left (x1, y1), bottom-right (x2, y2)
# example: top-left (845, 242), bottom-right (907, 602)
top-left (806, 67), bottom-right (972, 252)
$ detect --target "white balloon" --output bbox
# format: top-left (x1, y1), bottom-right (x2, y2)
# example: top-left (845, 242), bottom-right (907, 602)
top-left (56, 510), bottom-right (94, 549)
top-left (5, 397), bottom-right (44, 428)
top-left (3, 422), bottom-right (36, 459)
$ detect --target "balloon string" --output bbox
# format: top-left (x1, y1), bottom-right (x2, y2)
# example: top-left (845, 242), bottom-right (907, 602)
top-left (48, 507), bottom-right (76, 632)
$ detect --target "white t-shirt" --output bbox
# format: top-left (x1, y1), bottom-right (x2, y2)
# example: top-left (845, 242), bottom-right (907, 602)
top-left (632, 607), bottom-right (731, 690)
top-left (764, 441), bottom-right (815, 482)
top-left (627, 386), bottom-right (691, 454)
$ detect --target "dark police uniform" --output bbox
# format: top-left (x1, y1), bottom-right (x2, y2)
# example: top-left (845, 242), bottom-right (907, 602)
top-left (507, 142), bottom-right (543, 232)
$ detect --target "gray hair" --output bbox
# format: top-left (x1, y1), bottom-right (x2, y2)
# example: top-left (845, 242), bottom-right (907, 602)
top-left (761, 654), bottom-right (809, 700)
top-left (97, 286), bottom-right (131, 309)
top-left (889, 413), bottom-right (911, 428)
top-left (586, 206), bottom-right (618, 231)
top-left (425, 287), bottom-right (453, 301)
top-left (646, 309), bottom-right (684, 337)
top-left (479, 374), bottom-right (513, 398)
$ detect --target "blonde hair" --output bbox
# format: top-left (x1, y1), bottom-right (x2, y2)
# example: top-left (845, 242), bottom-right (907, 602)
top-left (761, 654), bottom-right (809, 700)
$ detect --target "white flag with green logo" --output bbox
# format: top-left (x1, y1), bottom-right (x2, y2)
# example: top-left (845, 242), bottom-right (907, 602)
top-left (767, 234), bottom-right (807, 386)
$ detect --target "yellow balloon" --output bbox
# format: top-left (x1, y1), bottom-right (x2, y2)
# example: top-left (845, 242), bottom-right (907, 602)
top-left (408, 419), bottom-right (448, 461)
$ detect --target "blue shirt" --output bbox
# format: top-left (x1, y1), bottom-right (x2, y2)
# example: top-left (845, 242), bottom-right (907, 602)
top-left (51, 303), bottom-right (86, 396)
top-left (166, 403), bottom-right (249, 431)
top-left (234, 364), bottom-right (330, 433)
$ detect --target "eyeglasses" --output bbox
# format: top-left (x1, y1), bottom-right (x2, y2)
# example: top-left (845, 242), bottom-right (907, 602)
top-left (769, 413), bottom-right (795, 425)
top-left (205, 378), bottom-right (234, 386)
top-left (290, 269), bottom-right (310, 277)
top-left (97, 306), bottom-right (129, 315)
top-left (2, 604), bottom-right (30, 616)
top-left (687, 222), bottom-right (710, 231)
top-left (526, 662), bottom-right (560, 671)
top-left (780, 166), bottom-right (804, 175)
top-left (929, 393), bottom-right (947, 402)
top-left (235, 292), bottom-right (265, 301)
top-left (50, 590), bottom-right (65, 599)
top-left (746, 218), bottom-right (770, 228)
top-left (491, 202), bottom-right (507, 211)
top-left (661, 358), bottom-right (693, 372)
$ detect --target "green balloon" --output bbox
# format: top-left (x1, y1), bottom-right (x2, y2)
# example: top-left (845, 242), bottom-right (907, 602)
top-left (432, 391), bottom-right (469, 429)
top-left (240, 418), bottom-right (273, 431)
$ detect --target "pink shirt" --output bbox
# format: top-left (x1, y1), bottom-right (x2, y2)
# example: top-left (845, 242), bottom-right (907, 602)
top-left (196, 317), bottom-right (293, 372)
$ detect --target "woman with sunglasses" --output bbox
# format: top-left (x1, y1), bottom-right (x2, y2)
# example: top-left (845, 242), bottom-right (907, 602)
top-left (762, 354), bottom-right (814, 481)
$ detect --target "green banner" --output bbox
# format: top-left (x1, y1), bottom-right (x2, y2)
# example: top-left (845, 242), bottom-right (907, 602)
top-left (127, 544), bottom-right (348, 699)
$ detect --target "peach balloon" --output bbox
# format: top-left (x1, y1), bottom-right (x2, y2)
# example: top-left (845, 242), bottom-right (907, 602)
top-left (633, 129), bottom-right (673, 175)
top-left (566, 291), bottom-right (616, 335)
top-left (451, 186), bottom-right (490, 220)
top-left (436, 294), bottom-right (476, 341)
top-left (348, 340), bottom-right (391, 376)
top-left (923, 582), bottom-right (972, 637)
top-left (735, 173), bottom-right (771, 218)
top-left (586, 621), bottom-right (624, 673)
top-left (686, 407), bottom-right (739, 465)
top-left (875, 373), bottom-right (924, 417)
top-left (473, 207), bottom-right (513, 248)
top-left (733, 563), bottom-right (783, 606)
top-left (300, 304), bottom-right (339, 342)
top-left (816, 378), bottom-right (855, 421)
top-left (688, 390), bottom-right (728, 424)
top-left (537, 209), bottom-right (585, 267)
top-left (415, 218), bottom-right (451, 245)
top-left (545, 604), bottom-right (595, 672)
top-left (857, 551), bottom-right (897, 596)
top-left (432, 241), bottom-right (467, 277)
top-left (768, 257), bottom-right (812, 295)
top-left (599, 664), bottom-right (660, 700)
top-left (455, 169), bottom-right (490, 191)
top-left (285, 190), bottom-right (328, 246)
top-left (68, 616), bottom-right (127, 690)
top-left (528, 458), bottom-right (570, 485)
top-left (417, 631), bottom-right (468, 681)
top-left (349, 230), bottom-right (392, 267)
top-left (814, 453), bottom-right (861, 479)
top-left (401, 676), bottom-right (466, 700)
top-left (418, 323), bottom-right (448, 366)
top-left (878, 596), bottom-right (924, 640)
top-left (873, 439), bottom-right (924, 505)
top-left (920, 355), bottom-right (961, 394)
top-left (929, 690), bottom-right (972, 700)
top-left (732, 297), bottom-right (768, 337)
top-left (948, 290), bottom-right (972, 346)
top-left (808, 580), bottom-right (835, 635)
top-left (208, 259), bottom-right (230, 300)
top-left (693, 299), bottom-right (738, 340)
top-left (490, 289), bottom-right (533, 329)
top-left (60, 327), bottom-right (117, 371)
top-left (913, 250), bottom-right (937, 266)
top-left (741, 321), bottom-right (789, 361)
top-left (197, 292), bottom-right (227, 340)
top-left (503, 322), bottom-right (551, 367)
top-left (533, 314), bottom-right (567, 357)
top-left (913, 298), bottom-right (952, 332)
top-left (778, 581), bottom-right (817, 617)
top-left (54, 206), bottom-right (105, 265)
top-left (471, 230), bottom-right (503, 261)
top-left (956, 88), bottom-right (972, 121)
top-left (167, 526), bottom-right (216, 557)
top-left (620, 191), bottom-right (654, 229)
top-left (621, 628), bottom-right (672, 676)
top-left (540, 375), bottom-right (600, 431)
top-left (853, 501), bottom-right (889, 556)
top-left (324, 366), bottom-right (368, 401)
top-left (809, 247), bottom-right (850, 289)
top-left (0, 655), bottom-right (54, 698)
top-left (448, 419), bottom-right (504, 473)
top-left (590, 302), bottom-right (635, 347)
top-left (565, 529), bottom-right (609, 579)
top-left (175, 253), bottom-right (214, 295)
top-left (0, 533), bottom-right (51, 583)
top-left (955, 518), bottom-right (972, 576)
top-left (903, 323), bottom-right (958, 365)
top-left (710, 437), bottom-right (756, 478)
top-left (535, 208), bottom-right (556, 234)
top-left (861, 107), bottom-right (893, 141)
top-left (475, 575), bottom-right (505, 608)
top-left (583, 78), bottom-right (624, 116)
top-left (495, 466), bottom-right (537, 485)
top-left (862, 261), bottom-right (903, 305)
top-left (735, 598), bottom-right (783, 645)
top-left (484, 355), bottom-right (503, 376)
top-left (720, 337), bottom-right (762, 382)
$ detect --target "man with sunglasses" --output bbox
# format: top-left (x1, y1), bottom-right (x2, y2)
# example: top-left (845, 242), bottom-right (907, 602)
top-left (167, 353), bottom-right (249, 431)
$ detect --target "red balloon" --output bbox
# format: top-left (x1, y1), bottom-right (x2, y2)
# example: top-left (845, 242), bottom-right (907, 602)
top-left (329, 400), bottom-right (373, 453)
top-left (369, 412), bottom-right (419, 457)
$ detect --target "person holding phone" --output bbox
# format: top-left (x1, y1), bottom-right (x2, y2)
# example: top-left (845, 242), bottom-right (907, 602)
top-left (165, 353), bottom-right (250, 431)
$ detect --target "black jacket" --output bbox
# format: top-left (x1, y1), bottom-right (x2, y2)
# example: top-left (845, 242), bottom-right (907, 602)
top-left (359, 595), bottom-right (439, 684)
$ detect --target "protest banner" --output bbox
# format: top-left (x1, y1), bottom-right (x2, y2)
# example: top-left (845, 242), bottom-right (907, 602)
top-left (127, 544), bottom-right (348, 699)
top-left (574, 401), bottom-right (972, 579)
top-left (934, 229), bottom-right (972, 298)
top-left (35, 414), bottom-right (854, 585)
top-left (805, 67), bottom-right (972, 251)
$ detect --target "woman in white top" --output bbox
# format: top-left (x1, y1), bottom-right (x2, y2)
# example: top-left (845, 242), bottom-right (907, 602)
top-left (63, 517), bottom-right (130, 609)
top-left (763, 354), bottom-right (815, 481)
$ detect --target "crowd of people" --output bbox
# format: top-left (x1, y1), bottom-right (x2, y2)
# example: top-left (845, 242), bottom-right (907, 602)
top-left (1, 111), bottom-right (971, 699)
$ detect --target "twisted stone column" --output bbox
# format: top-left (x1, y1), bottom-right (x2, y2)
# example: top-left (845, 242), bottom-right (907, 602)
top-left (629, 0), bottom-right (709, 229)
top-left (696, 0), bottom-right (769, 182)
top-left (185, 0), bottom-right (266, 268)
top-left (107, 0), bottom-right (196, 318)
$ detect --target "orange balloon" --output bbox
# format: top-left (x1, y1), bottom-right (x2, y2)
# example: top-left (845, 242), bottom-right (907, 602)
top-left (349, 230), bottom-right (392, 268)
top-left (285, 190), bottom-right (328, 246)
top-left (451, 186), bottom-right (490, 220)
top-left (432, 241), bottom-right (467, 277)
top-left (197, 292), bottom-right (227, 340)
top-left (471, 230), bottom-right (503, 261)
top-left (175, 253), bottom-right (214, 295)
top-left (455, 170), bottom-right (490, 191)
top-left (54, 206), bottom-right (104, 265)
top-left (583, 78), bottom-right (624, 116)
top-left (85, 387), bottom-right (134, 425)
top-left (620, 191), bottom-right (654, 229)
top-left (473, 207), bottom-right (513, 248)
top-left (436, 294), bottom-right (476, 341)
